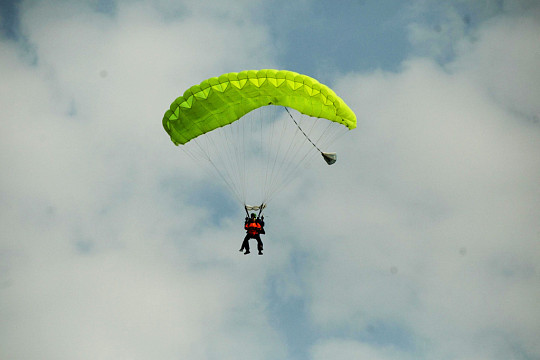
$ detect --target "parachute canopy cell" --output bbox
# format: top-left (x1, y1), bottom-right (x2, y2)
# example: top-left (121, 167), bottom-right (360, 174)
top-left (162, 69), bottom-right (357, 145)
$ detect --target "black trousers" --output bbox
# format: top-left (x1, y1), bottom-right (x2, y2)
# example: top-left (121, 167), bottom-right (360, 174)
top-left (240, 234), bottom-right (263, 252)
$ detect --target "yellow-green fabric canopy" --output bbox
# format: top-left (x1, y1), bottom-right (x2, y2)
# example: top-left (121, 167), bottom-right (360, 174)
top-left (163, 69), bottom-right (356, 145)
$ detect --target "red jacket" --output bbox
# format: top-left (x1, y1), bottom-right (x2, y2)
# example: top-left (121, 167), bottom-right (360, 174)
top-left (245, 220), bottom-right (262, 235)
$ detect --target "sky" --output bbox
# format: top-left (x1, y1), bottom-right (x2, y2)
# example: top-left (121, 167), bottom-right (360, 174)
top-left (1, 0), bottom-right (539, 359)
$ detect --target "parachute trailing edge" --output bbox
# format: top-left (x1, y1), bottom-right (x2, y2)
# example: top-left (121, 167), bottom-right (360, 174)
top-left (163, 69), bottom-right (357, 145)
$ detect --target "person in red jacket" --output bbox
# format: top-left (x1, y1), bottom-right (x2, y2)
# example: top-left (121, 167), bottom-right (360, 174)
top-left (240, 213), bottom-right (265, 255)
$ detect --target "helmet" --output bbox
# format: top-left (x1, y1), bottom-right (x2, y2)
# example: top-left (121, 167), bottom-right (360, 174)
top-left (251, 213), bottom-right (257, 218)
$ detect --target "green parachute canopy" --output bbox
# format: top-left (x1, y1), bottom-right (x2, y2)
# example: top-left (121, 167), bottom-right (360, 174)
top-left (163, 69), bottom-right (356, 145)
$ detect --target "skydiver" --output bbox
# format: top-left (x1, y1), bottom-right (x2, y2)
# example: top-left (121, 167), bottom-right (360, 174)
top-left (239, 213), bottom-right (265, 255)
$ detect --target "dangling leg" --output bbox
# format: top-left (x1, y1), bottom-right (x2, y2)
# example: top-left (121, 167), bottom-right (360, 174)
top-left (239, 235), bottom-right (246, 252)
top-left (241, 234), bottom-right (251, 254)
top-left (256, 235), bottom-right (263, 255)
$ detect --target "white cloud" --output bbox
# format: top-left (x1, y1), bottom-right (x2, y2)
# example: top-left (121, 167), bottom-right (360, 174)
top-left (452, 14), bottom-right (540, 121)
top-left (311, 339), bottom-right (408, 360)
top-left (0, 1), bottom-right (286, 359)
top-left (1, 1), bottom-right (539, 360)
top-left (291, 13), bottom-right (540, 360)
top-left (406, 0), bottom-right (540, 64)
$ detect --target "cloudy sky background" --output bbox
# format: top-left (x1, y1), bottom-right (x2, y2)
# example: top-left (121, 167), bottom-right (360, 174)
top-left (1, 0), bottom-right (539, 359)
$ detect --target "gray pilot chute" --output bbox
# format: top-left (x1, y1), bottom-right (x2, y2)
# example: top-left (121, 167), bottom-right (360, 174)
top-left (285, 107), bottom-right (338, 165)
top-left (322, 152), bottom-right (337, 165)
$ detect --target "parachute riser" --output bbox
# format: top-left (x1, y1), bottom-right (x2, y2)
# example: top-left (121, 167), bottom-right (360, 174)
top-left (245, 203), bottom-right (266, 217)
